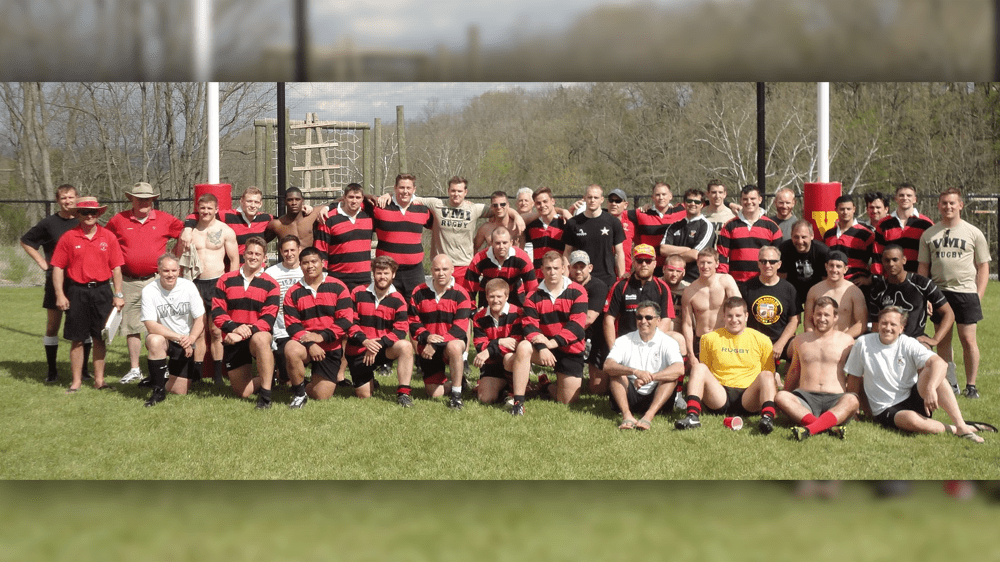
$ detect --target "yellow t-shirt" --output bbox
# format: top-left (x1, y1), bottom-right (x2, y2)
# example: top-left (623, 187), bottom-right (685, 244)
top-left (699, 327), bottom-right (775, 389)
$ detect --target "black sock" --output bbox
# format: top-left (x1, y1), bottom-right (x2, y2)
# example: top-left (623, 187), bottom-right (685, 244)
top-left (259, 388), bottom-right (272, 402)
top-left (45, 344), bottom-right (58, 373)
top-left (193, 361), bottom-right (203, 381)
top-left (147, 359), bottom-right (168, 390)
top-left (292, 382), bottom-right (306, 397)
top-left (514, 394), bottom-right (525, 404)
top-left (212, 360), bottom-right (224, 385)
top-left (82, 341), bottom-right (92, 376)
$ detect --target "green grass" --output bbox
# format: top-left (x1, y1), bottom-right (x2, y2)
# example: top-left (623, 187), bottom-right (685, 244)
top-left (0, 285), bottom-right (998, 479)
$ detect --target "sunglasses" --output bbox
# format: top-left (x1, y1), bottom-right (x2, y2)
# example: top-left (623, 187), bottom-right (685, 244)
top-left (635, 258), bottom-right (654, 265)
top-left (758, 259), bottom-right (780, 265)
top-left (78, 210), bottom-right (100, 216)
top-left (684, 199), bottom-right (703, 205)
top-left (491, 202), bottom-right (507, 208)
top-left (608, 197), bottom-right (624, 204)
top-left (636, 314), bottom-right (659, 322)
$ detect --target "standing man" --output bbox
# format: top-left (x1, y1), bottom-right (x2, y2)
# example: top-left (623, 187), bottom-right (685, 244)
top-left (702, 180), bottom-right (736, 243)
top-left (409, 176), bottom-right (487, 291)
top-left (845, 307), bottom-right (987, 444)
top-left (918, 187), bottom-right (991, 399)
top-left (50, 197), bottom-right (125, 392)
top-left (524, 186), bottom-right (569, 275)
top-left (264, 235), bottom-right (303, 387)
top-left (775, 297), bottom-right (858, 440)
top-left (659, 188), bottom-right (714, 283)
top-left (563, 184), bottom-right (626, 289)
top-left (874, 183), bottom-right (934, 275)
top-left (20, 184), bottom-right (90, 383)
top-left (768, 188), bottom-right (798, 242)
top-left (368, 174), bottom-right (434, 301)
top-left (861, 191), bottom-right (891, 231)
top-left (267, 187), bottom-right (322, 249)
top-left (675, 297), bottom-right (779, 434)
top-left (740, 246), bottom-right (800, 367)
top-left (281, 247), bottom-right (354, 409)
top-left (465, 226), bottom-right (537, 308)
top-left (105, 182), bottom-right (184, 385)
top-left (211, 236), bottom-right (280, 409)
top-left (716, 184), bottom-right (783, 287)
top-left (222, 186), bottom-right (276, 257)
top-left (803, 252), bottom-right (867, 338)
top-left (604, 301), bottom-right (685, 430)
top-left (868, 245), bottom-right (954, 349)
top-left (474, 191), bottom-right (526, 250)
top-left (680, 248), bottom-right (742, 365)
top-left (606, 188), bottom-right (634, 274)
top-left (140, 253), bottom-right (205, 406)
top-left (409, 254), bottom-right (474, 409)
top-left (515, 186), bottom-right (537, 257)
top-left (178, 193), bottom-right (239, 386)
top-left (314, 183), bottom-right (374, 291)
top-left (778, 220), bottom-right (830, 312)
top-left (822, 195), bottom-right (876, 284)
top-left (512, 251), bottom-right (590, 409)
top-left (567, 251), bottom-right (611, 395)
top-left (628, 181), bottom-right (685, 276)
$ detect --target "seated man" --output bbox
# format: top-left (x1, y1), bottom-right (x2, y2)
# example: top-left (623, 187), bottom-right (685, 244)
top-left (211, 236), bottom-right (280, 409)
top-left (282, 247), bottom-right (354, 409)
top-left (346, 256), bottom-right (415, 406)
top-left (140, 253), bottom-right (205, 406)
top-left (511, 251), bottom-right (589, 412)
top-left (675, 296), bottom-right (778, 434)
top-left (472, 278), bottom-right (523, 404)
top-left (844, 306), bottom-right (992, 443)
top-left (803, 251), bottom-right (866, 337)
top-left (775, 296), bottom-right (859, 440)
top-left (604, 301), bottom-right (684, 430)
top-left (409, 254), bottom-right (474, 409)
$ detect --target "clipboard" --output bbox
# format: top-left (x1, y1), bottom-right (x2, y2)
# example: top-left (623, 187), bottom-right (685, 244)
top-left (102, 306), bottom-right (122, 344)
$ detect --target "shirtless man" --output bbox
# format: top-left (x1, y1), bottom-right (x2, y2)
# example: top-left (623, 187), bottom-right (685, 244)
top-left (474, 191), bottom-right (526, 250)
top-left (680, 247), bottom-right (741, 365)
top-left (178, 193), bottom-right (238, 385)
top-left (775, 297), bottom-right (859, 440)
top-left (803, 251), bottom-right (866, 338)
top-left (267, 187), bottom-right (322, 248)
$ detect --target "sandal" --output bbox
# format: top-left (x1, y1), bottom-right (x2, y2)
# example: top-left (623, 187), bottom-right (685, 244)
top-left (958, 432), bottom-right (984, 444)
top-left (65, 388), bottom-right (78, 394)
top-left (965, 421), bottom-right (997, 433)
top-left (636, 419), bottom-right (652, 431)
top-left (94, 385), bottom-right (114, 391)
top-left (618, 418), bottom-right (638, 430)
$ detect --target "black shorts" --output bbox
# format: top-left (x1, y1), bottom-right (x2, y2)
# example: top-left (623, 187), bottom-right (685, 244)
top-left (332, 271), bottom-right (372, 293)
top-left (43, 269), bottom-right (58, 310)
top-left (194, 277), bottom-right (219, 316)
top-left (300, 347), bottom-right (344, 383)
top-left (705, 386), bottom-right (753, 417)
top-left (792, 389), bottom-right (850, 421)
top-left (223, 339), bottom-right (254, 370)
top-left (418, 342), bottom-right (452, 385)
top-left (273, 337), bottom-right (290, 376)
top-left (874, 386), bottom-right (925, 429)
top-left (941, 291), bottom-right (983, 325)
top-left (587, 337), bottom-right (610, 369)
top-left (63, 279), bottom-right (113, 342)
top-left (392, 264), bottom-right (425, 303)
top-left (479, 362), bottom-right (511, 380)
top-left (347, 347), bottom-right (393, 388)
top-left (693, 336), bottom-right (701, 361)
top-left (551, 348), bottom-right (585, 378)
top-left (609, 379), bottom-right (674, 415)
top-left (166, 341), bottom-right (194, 379)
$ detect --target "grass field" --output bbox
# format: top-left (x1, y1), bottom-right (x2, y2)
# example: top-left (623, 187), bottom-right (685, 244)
top-left (0, 284), bottom-right (997, 480)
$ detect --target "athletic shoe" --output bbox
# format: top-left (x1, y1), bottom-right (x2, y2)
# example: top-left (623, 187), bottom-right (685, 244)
top-left (44, 372), bottom-right (58, 384)
top-left (289, 394), bottom-right (308, 409)
top-left (397, 393), bottom-right (413, 408)
top-left (674, 414), bottom-right (701, 430)
top-left (828, 425), bottom-right (846, 440)
top-left (791, 426), bottom-right (810, 441)
top-left (137, 377), bottom-right (152, 388)
top-left (376, 364), bottom-right (393, 377)
top-left (951, 384), bottom-right (961, 395)
top-left (255, 395), bottom-right (272, 410)
top-left (144, 388), bottom-right (166, 407)
top-left (510, 401), bottom-right (525, 416)
top-left (758, 415), bottom-right (774, 435)
top-left (120, 368), bottom-right (143, 384)
top-left (962, 385), bottom-right (980, 399)
top-left (448, 393), bottom-right (463, 410)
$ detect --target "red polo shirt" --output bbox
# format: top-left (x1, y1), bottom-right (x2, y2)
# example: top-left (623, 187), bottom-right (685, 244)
top-left (50, 225), bottom-right (125, 283)
top-left (105, 210), bottom-right (184, 278)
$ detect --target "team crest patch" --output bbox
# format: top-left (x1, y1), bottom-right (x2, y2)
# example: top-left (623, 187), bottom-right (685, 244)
top-left (751, 295), bottom-right (782, 325)
top-left (100, 242), bottom-right (108, 252)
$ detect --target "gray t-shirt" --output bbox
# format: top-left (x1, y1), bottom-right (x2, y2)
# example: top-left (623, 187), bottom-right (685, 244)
top-left (421, 197), bottom-right (488, 267)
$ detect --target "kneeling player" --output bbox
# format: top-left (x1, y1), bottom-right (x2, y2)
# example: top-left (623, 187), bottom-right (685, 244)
top-left (675, 296), bottom-right (778, 433)
top-left (472, 278), bottom-right (523, 404)
top-left (346, 256), bottom-right (415, 406)
top-left (282, 247), bottom-right (354, 409)
top-left (775, 296), bottom-right (859, 440)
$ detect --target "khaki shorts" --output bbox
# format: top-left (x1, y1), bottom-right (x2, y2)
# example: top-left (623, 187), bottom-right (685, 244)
top-left (122, 276), bottom-right (155, 336)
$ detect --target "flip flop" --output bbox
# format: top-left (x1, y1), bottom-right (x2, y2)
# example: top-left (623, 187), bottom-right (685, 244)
top-left (958, 432), bottom-right (985, 444)
top-left (65, 388), bottom-right (78, 394)
top-left (94, 385), bottom-right (115, 391)
top-left (636, 419), bottom-right (652, 431)
top-left (618, 419), bottom-right (638, 430)
top-left (965, 421), bottom-right (997, 433)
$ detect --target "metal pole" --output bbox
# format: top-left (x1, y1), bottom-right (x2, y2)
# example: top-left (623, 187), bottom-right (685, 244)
top-left (295, 0), bottom-right (308, 81)
top-left (756, 82), bottom-right (766, 193)
top-left (193, 0), bottom-right (211, 81)
top-left (277, 83), bottom-right (287, 216)
top-left (207, 83), bottom-right (219, 184)
top-left (818, 82), bottom-right (830, 183)
top-left (995, 0), bottom-right (1000, 80)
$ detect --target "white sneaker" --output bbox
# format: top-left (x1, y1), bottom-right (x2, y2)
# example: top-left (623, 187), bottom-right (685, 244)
top-left (120, 368), bottom-right (143, 384)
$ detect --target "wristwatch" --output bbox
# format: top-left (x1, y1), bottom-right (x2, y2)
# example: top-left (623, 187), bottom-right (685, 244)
top-left (114, 292), bottom-right (124, 298)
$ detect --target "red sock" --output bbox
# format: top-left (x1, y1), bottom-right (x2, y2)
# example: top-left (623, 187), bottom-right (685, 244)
top-left (805, 411), bottom-right (839, 435)
top-left (800, 413), bottom-right (817, 425)
top-left (397, 385), bottom-right (412, 396)
top-left (686, 396), bottom-right (702, 416)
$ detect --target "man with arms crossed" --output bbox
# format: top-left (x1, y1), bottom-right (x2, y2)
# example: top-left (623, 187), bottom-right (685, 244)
top-left (179, 193), bottom-right (238, 386)
top-left (803, 252), bottom-right (866, 338)
top-left (211, 236), bottom-right (280, 409)
top-left (604, 301), bottom-right (685, 431)
top-left (680, 248), bottom-right (741, 365)
top-left (675, 297), bottom-right (778, 434)
top-left (844, 306), bottom-right (991, 443)
top-left (775, 297), bottom-right (858, 440)
top-left (140, 254), bottom-right (205, 407)
top-left (918, 187), bottom-right (991, 399)
top-left (472, 279), bottom-right (523, 405)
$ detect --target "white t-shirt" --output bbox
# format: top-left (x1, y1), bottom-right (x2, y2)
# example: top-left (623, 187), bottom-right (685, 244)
top-left (265, 262), bottom-right (303, 341)
top-left (607, 329), bottom-right (683, 395)
top-left (140, 277), bottom-right (205, 336)
top-left (844, 333), bottom-right (934, 416)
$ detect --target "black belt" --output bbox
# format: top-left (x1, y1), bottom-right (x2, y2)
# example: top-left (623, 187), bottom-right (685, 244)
top-left (125, 274), bottom-right (155, 281)
top-left (68, 278), bottom-right (110, 289)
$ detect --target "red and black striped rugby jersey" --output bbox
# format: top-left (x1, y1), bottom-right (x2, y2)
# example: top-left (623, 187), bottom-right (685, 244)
top-left (211, 269), bottom-right (280, 335)
top-left (521, 277), bottom-right (588, 355)
top-left (282, 275), bottom-right (354, 352)
top-left (367, 199), bottom-right (433, 268)
top-left (314, 205), bottom-right (374, 275)
top-left (346, 284), bottom-right (409, 357)
top-left (408, 281), bottom-right (473, 353)
top-left (716, 214), bottom-right (782, 283)
top-left (823, 220), bottom-right (876, 279)
top-left (872, 212), bottom-right (933, 275)
top-left (472, 303), bottom-right (523, 362)
top-left (465, 246), bottom-right (539, 307)
top-left (524, 216), bottom-right (568, 272)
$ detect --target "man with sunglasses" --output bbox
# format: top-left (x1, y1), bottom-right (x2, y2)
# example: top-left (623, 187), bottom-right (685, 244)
top-left (740, 246), bottom-right (800, 372)
top-left (604, 245), bottom-right (681, 354)
top-left (660, 188), bottom-right (714, 284)
top-left (474, 191), bottom-right (526, 252)
top-left (105, 182), bottom-right (184, 385)
top-left (605, 188), bottom-right (634, 274)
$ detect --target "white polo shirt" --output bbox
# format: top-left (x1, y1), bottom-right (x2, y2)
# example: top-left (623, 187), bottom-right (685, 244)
top-left (607, 329), bottom-right (683, 395)
top-left (844, 333), bottom-right (934, 416)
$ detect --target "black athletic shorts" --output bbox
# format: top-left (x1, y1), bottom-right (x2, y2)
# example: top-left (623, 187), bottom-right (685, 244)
top-left (223, 339), bottom-right (254, 370)
top-left (609, 379), bottom-right (674, 415)
top-left (300, 347), bottom-right (344, 383)
top-left (551, 348), bottom-right (585, 378)
top-left (792, 389), bottom-right (850, 421)
top-left (587, 337), bottom-right (610, 369)
top-left (347, 347), bottom-right (391, 388)
top-left (194, 277), bottom-right (220, 316)
top-left (392, 264), bottom-right (425, 305)
top-left (63, 279), bottom-right (113, 342)
top-left (705, 386), bottom-right (753, 417)
top-left (479, 361), bottom-right (511, 380)
top-left (418, 342), bottom-right (452, 386)
top-left (941, 291), bottom-right (983, 325)
top-left (166, 340), bottom-right (194, 379)
top-left (332, 271), bottom-right (372, 293)
top-left (874, 386), bottom-right (926, 429)
top-left (43, 269), bottom-right (58, 310)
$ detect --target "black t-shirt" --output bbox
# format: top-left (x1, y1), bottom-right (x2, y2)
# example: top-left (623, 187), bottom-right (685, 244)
top-left (662, 215), bottom-right (714, 283)
top-left (866, 273), bottom-right (948, 338)
top-left (563, 211), bottom-right (625, 287)
top-left (582, 276), bottom-right (610, 345)
top-left (20, 213), bottom-right (80, 263)
top-left (741, 277), bottom-right (800, 343)
top-left (778, 238), bottom-right (829, 309)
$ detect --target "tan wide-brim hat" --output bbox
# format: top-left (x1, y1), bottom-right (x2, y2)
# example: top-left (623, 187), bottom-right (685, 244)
top-left (124, 181), bottom-right (160, 199)
top-left (68, 196), bottom-right (108, 217)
